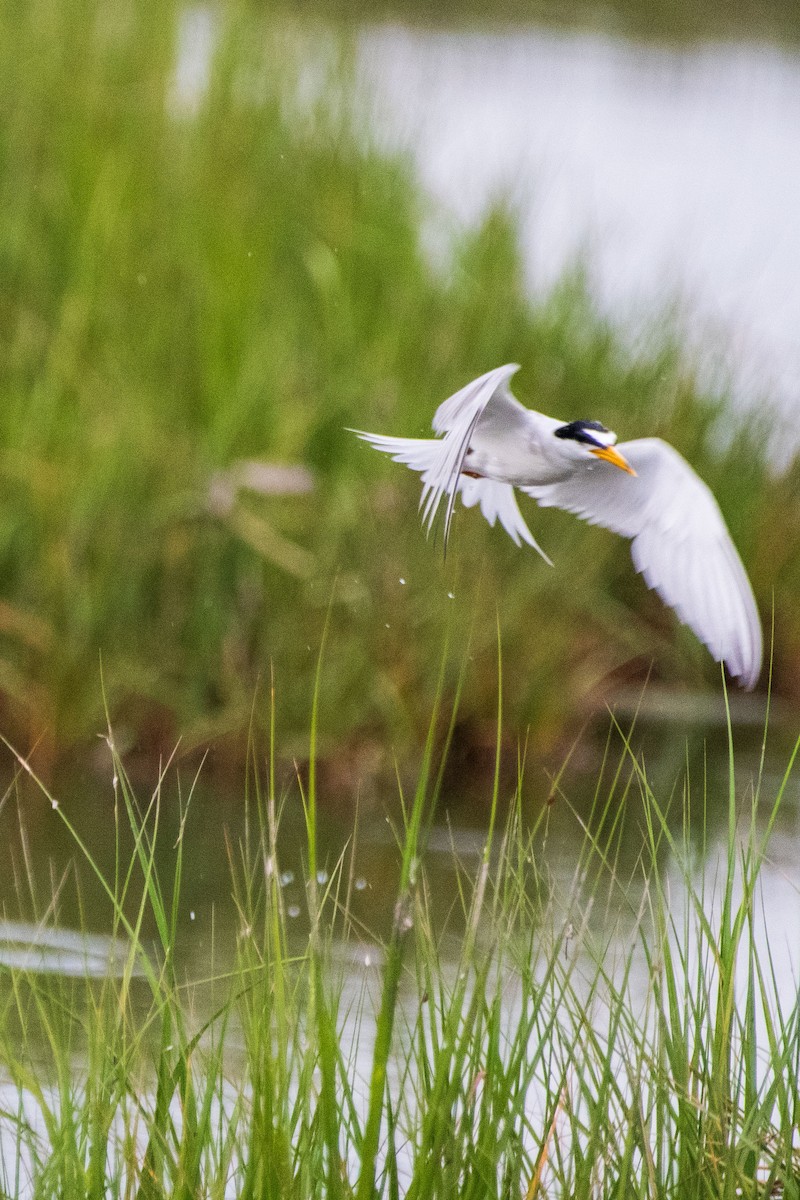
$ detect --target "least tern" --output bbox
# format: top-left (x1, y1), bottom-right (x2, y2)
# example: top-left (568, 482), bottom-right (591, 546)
top-left (354, 363), bottom-right (762, 688)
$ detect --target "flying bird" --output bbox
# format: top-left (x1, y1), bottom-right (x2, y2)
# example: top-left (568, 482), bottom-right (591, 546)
top-left (354, 363), bottom-right (762, 688)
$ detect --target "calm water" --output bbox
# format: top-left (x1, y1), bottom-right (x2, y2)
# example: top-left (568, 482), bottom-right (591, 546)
top-left (175, 11), bottom-right (800, 417)
top-left (0, 713), bottom-right (797, 980)
top-left (357, 25), bottom-right (800, 422)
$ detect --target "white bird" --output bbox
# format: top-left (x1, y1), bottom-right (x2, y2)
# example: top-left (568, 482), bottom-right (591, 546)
top-left (354, 363), bottom-right (762, 689)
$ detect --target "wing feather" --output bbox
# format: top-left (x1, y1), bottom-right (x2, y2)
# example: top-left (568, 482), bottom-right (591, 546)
top-left (424, 364), bottom-right (532, 544)
top-left (459, 476), bottom-right (553, 561)
top-left (354, 364), bottom-right (553, 557)
top-left (523, 438), bottom-right (762, 688)
top-left (431, 363), bottom-right (524, 434)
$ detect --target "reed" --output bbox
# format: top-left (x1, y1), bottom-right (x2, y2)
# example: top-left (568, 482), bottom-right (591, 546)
top-left (0, 667), bottom-right (796, 1198)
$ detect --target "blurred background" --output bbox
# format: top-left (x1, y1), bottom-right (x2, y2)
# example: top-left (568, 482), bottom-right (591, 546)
top-left (1, 0), bottom-right (800, 798)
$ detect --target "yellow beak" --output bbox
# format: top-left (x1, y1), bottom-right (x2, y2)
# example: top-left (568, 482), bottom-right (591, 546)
top-left (590, 445), bottom-right (637, 475)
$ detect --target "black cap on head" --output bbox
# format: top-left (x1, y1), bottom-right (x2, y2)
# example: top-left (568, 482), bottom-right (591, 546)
top-left (554, 420), bottom-right (609, 446)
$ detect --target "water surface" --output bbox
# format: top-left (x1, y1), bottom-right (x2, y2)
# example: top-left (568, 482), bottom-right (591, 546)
top-left (358, 25), bottom-right (800, 419)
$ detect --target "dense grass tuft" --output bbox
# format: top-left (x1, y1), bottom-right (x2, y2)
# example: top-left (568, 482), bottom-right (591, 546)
top-left (0, 671), bottom-right (797, 1198)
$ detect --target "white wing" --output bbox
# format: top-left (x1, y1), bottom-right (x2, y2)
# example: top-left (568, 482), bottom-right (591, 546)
top-left (522, 438), bottom-right (762, 688)
top-left (432, 363), bottom-right (527, 434)
top-left (422, 364), bottom-right (531, 542)
top-left (353, 364), bottom-right (552, 558)
top-left (457, 475), bottom-right (552, 560)
top-left (352, 430), bottom-right (551, 560)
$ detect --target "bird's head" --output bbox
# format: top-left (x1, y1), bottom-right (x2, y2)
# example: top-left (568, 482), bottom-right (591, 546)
top-left (554, 420), bottom-right (636, 474)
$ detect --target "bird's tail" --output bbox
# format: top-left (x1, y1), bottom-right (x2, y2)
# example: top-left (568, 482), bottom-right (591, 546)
top-left (351, 431), bottom-right (453, 536)
top-left (352, 430), bottom-right (552, 563)
top-left (351, 432), bottom-right (442, 475)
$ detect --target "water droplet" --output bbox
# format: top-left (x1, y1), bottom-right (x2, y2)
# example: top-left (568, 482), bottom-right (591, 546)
top-left (280, 870), bottom-right (294, 887)
top-left (51, 799), bottom-right (59, 810)
top-left (287, 904), bottom-right (301, 919)
top-left (316, 869), bottom-right (328, 885)
top-left (354, 877), bottom-right (367, 892)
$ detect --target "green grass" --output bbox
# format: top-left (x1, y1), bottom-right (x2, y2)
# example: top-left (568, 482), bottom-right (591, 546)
top-left (0, 665), bottom-right (798, 1198)
top-left (2, 0), bottom-right (800, 769)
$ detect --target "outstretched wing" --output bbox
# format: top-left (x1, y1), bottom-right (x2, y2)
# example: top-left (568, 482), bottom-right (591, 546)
top-left (431, 363), bottom-right (526, 434)
top-left (353, 364), bottom-right (551, 556)
top-left (352, 430), bottom-right (551, 560)
top-left (425, 364), bottom-right (534, 544)
top-left (522, 437), bottom-right (762, 687)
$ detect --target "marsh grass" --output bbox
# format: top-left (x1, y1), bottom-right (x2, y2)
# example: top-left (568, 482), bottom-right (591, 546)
top-left (0, 662), bottom-right (797, 1199)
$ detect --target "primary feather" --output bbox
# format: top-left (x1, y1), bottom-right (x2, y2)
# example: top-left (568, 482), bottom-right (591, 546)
top-left (523, 438), bottom-right (762, 688)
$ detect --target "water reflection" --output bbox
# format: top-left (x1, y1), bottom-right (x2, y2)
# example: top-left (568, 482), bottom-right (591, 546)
top-left (0, 921), bottom-right (141, 978)
top-left (359, 25), bottom-right (800, 422)
top-left (0, 713), bottom-right (795, 979)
